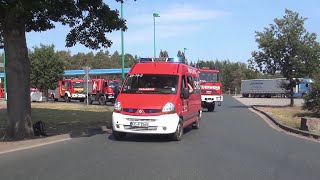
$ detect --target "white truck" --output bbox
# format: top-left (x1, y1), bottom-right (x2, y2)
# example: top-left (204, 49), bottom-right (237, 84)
top-left (241, 78), bottom-right (288, 98)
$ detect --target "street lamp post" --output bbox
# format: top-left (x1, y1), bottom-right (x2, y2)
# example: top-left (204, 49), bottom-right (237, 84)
top-left (0, 44), bottom-right (6, 101)
top-left (121, 2), bottom-right (125, 82)
top-left (153, 13), bottom-right (160, 58)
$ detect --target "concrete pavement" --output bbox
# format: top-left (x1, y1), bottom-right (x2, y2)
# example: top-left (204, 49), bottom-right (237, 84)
top-left (0, 96), bottom-right (319, 180)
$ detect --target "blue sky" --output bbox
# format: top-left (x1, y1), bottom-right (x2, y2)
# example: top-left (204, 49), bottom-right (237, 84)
top-left (26, 0), bottom-right (320, 63)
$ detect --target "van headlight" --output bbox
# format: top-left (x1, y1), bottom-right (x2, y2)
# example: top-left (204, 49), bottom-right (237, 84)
top-left (114, 101), bottom-right (122, 112)
top-left (162, 102), bottom-right (176, 113)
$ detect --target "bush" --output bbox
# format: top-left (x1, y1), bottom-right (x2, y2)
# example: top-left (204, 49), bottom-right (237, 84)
top-left (303, 79), bottom-right (320, 114)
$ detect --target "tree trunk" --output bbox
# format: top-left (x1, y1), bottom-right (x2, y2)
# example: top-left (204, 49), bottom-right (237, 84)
top-left (290, 83), bottom-right (294, 107)
top-left (46, 89), bottom-right (49, 102)
top-left (3, 19), bottom-right (33, 140)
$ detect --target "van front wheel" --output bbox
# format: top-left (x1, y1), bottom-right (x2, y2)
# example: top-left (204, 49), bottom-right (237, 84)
top-left (171, 120), bottom-right (183, 141)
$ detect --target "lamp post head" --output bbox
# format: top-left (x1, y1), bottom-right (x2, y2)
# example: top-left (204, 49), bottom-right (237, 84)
top-left (153, 13), bottom-right (160, 17)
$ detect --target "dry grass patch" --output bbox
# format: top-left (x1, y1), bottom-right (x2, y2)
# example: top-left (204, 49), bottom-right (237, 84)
top-left (0, 102), bottom-right (114, 137)
top-left (258, 106), bottom-right (318, 129)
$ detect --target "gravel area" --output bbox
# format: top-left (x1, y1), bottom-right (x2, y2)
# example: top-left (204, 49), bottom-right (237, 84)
top-left (233, 95), bottom-right (305, 106)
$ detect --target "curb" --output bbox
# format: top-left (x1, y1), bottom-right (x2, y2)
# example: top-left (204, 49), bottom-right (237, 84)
top-left (252, 106), bottom-right (320, 139)
top-left (0, 134), bottom-right (72, 155)
top-left (0, 125), bottom-right (112, 155)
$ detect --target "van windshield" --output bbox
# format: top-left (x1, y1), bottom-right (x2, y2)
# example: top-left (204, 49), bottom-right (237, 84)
top-left (122, 74), bottom-right (179, 94)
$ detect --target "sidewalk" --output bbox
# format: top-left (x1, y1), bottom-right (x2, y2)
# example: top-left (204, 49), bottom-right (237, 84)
top-left (0, 134), bottom-right (71, 155)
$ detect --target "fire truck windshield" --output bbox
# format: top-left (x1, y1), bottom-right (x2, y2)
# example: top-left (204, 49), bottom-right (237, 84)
top-left (72, 82), bottom-right (84, 88)
top-left (200, 72), bottom-right (219, 82)
top-left (109, 81), bottom-right (121, 88)
top-left (122, 74), bottom-right (178, 94)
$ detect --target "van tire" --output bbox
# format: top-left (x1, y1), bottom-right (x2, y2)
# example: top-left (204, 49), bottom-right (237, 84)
top-left (208, 104), bottom-right (215, 112)
top-left (192, 115), bottom-right (200, 129)
top-left (113, 131), bottom-right (126, 140)
top-left (171, 119), bottom-right (183, 141)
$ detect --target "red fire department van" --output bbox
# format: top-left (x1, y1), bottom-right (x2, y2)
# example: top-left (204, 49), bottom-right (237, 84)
top-left (112, 57), bottom-right (202, 141)
top-left (199, 68), bottom-right (223, 111)
top-left (49, 79), bottom-right (86, 102)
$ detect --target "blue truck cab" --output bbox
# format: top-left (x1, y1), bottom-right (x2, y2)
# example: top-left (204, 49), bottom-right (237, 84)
top-left (293, 78), bottom-right (314, 98)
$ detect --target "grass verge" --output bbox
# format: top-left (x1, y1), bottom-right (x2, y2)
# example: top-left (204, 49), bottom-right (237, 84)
top-left (257, 106), bottom-right (319, 130)
top-left (0, 102), bottom-right (113, 138)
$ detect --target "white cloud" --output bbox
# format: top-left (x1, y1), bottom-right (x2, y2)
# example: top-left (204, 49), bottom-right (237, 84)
top-left (129, 4), bottom-right (231, 25)
top-left (109, 4), bottom-right (231, 47)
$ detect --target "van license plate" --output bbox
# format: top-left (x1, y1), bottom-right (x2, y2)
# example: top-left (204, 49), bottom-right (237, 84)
top-left (130, 122), bottom-right (149, 127)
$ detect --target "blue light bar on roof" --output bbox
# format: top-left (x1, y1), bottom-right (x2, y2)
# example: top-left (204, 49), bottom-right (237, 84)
top-left (140, 57), bottom-right (182, 63)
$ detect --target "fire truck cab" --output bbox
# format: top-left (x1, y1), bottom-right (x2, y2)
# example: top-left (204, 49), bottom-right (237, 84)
top-left (112, 57), bottom-right (202, 141)
top-left (49, 79), bottom-right (86, 102)
top-left (0, 83), bottom-right (4, 98)
top-left (199, 68), bottom-right (223, 112)
top-left (84, 79), bottom-right (121, 105)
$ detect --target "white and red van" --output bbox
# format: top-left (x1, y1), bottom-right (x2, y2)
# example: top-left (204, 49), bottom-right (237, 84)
top-left (112, 58), bottom-right (202, 141)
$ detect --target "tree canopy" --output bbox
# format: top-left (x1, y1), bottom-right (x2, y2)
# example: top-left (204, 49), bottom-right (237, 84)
top-left (0, 0), bottom-right (130, 140)
top-left (248, 9), bottom-right (320, 106)
top-left (29, 44), bottom-right (64, 101)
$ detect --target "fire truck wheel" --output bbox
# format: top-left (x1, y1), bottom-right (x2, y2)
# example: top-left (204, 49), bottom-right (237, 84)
top-left (64, 95), bottom-right (70, 102)
top-left (171, 119), bottom-right (183, 141)
top-left (208, 104), bottom-right (215, 112)
top-left (98, 96), bottom-right (106, 106)
top-left (113, 130), bottom-right (126, 140)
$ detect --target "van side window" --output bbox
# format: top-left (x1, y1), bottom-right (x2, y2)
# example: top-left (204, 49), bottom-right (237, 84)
top-left (181, 75), bottom-right (186, 90)
top-left (194, 77), bottom-right (200, 94)
top-left (65, 82), bottom-right (69, 87)
top-left (187, 76), bottom-right (194, 94)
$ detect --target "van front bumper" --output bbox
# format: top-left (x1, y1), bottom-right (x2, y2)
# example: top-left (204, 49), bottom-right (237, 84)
top-left (112, 112), bottom-right (179, 134)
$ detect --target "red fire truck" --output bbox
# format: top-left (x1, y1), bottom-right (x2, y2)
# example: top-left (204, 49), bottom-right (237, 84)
top-left (49, 79), bottom-right (86, 102)
top-left (0, 83), bottom-right (4, 98)
top-left (199, 68), bottom-right (223, 112)
top-left (84, 79), bottom-right (121, 105)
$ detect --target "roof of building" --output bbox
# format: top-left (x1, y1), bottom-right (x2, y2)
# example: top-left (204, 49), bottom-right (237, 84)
top-left (0, 68), bottom-right (131, 78)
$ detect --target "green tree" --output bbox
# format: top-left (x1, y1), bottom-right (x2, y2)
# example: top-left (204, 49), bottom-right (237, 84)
top-left (30, 44), bottom-right (64, 101)
top-left (248, 9), bottom-right (320, 106)
top-left (0, 0), bottom-right (128, 140)
top-left (177, 50), bottom-right (186, 64)
top-left (303, 78), bottom-right (320, 114)
top-left (159, 49), bottom-right (169, 58)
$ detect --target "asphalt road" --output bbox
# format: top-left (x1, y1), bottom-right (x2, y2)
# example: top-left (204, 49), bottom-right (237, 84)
top-left (0, 96), bottom-right (320, 180)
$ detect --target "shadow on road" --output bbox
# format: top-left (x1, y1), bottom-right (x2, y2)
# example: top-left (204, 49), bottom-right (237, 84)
top-left (107, 126), bottom-right (194, 143)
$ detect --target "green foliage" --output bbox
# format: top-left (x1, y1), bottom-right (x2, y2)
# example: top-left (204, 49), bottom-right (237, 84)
top-left (159, 50), bottom-right (169, 58)
top-left (248, 9), bottom-right (320, 105)
top-left (177, 50), bottom-right (186, 64)
top-left (29, 44), bottom-right (64, 91)
top-left (303, 78), bottom-right (320, 114)
top-left (58, 50), bottom-right (139, 70)
top-left (0, 0), bottom-right (128, 49)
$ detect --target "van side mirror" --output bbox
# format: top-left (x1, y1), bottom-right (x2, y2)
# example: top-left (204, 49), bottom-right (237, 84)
top-left (181, 88), bottom-right (190, 99)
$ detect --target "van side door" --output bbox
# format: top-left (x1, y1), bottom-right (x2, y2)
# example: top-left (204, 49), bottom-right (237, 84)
top-left (181, 75), bottom-right (191, 120)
